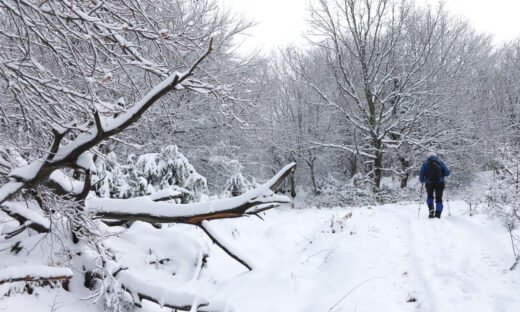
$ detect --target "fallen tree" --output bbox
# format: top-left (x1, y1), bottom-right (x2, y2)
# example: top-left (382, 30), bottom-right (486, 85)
top-left (88, 163), bottom-right (296, 224)
top-left (0, 265), bottom-right (73, 285)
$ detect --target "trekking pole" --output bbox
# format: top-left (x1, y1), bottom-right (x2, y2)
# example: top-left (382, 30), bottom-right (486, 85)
top-left (446, 183), bottom-right (451, 216)
top-left (418, 183), bottom-right (424, 219)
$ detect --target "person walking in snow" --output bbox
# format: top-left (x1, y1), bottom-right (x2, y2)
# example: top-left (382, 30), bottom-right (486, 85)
top-left (419, 152), bottom-right (450, 218)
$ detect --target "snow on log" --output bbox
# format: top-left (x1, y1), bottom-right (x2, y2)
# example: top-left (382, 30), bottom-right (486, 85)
top-left (86, 163), bottom-right (296, 224)
top-left (8, 160), bottom-right (45, 182)
top-left (0, 201), bottom-right (50, 233)
top-left (118, 270), bottom-right (209, 310)
top-left (0, 265), bottom-right (72, 285)
top-left (46, 170), bottom-right (85, 196)
top-left (0, 181), bottom-right (23, 206)
top-left (150, 189), bottom-right (183, 202)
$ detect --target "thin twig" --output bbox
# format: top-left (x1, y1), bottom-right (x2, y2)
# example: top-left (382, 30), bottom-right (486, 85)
top-left (328, 277), bottom-right (384, 311)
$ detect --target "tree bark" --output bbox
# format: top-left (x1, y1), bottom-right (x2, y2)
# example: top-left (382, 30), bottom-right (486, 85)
top-left (399, 156), bottom-right (410, 188)
top-left (373, 141), bottom-right (383, 189)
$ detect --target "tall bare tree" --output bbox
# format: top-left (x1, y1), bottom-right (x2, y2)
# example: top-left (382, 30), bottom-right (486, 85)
top-left (297, 0), bottom-right (481, 188)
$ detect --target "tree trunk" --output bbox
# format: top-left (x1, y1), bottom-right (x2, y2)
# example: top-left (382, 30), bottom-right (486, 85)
top-left (308, 159), bottom-right (318, 194)
top-left (399, 156), bottom-right (410, 188)
top-left (290, 174), bottom-right (296, 198)
top-left (374, 157), bottom-right (382, 189)
top-left (373, 140), bottom-right (383, 189)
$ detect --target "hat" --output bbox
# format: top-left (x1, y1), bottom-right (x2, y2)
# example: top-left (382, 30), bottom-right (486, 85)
top-left (427, 151), bottom-right (437, 158)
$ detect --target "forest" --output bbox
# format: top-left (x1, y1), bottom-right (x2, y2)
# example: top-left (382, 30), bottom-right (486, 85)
top-left (0, 0), bottom-right (519, 311)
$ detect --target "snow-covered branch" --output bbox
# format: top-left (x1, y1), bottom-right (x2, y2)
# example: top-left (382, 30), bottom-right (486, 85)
top-left (1, 38), bottom-right (213, 206)
top-left (0, 201), bottom-right (50, 234)
top-left (0, 265), bottom-right (72, 286)
top-left (87, 163), bottom-right (296, 224)
top-left (0, 181), bottom-right (23, 207)
top-left (200, 220), bottom-right (254, 271)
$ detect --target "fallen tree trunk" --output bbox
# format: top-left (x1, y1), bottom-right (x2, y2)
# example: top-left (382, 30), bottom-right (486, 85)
top-left (0, 201), bottom-right (50, 234)
top-left (87, 163), bottom-right (296, 225)
top-left (0, 265), bottom-right (73, 286)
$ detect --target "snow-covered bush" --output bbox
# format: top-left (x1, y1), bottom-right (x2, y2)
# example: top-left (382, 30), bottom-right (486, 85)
top-left (485, 145), bottom-right (520, 267)
top-left (93, 145), bottom-right (208, 203)
top-left (308, 173), bottom-right (414, 207)
top-left (205, 154), bottom-right (257, 197)
top-left (223, 171), bottom-right (256, 197)
top-left (485, 146), bottom-right (520, 213)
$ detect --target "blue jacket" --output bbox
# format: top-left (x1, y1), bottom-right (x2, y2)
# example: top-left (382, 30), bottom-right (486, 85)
top-left (419, 156), bottom-right (450, 184)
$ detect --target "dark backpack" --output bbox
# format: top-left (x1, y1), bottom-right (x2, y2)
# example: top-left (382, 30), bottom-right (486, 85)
top-left (425, 159), bottom-right (443, 181)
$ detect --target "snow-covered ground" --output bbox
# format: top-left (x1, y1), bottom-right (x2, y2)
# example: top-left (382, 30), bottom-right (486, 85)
top-left (197, 201), bottom-right (520, 312)
top-left (1, 200), bottom-right (519, 311)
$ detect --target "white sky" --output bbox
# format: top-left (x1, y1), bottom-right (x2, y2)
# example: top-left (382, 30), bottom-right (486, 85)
top-left (220, 0), bottom-right (520, 54)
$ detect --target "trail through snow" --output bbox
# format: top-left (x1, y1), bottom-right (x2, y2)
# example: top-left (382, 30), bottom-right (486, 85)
top-left (1, 199), bottom-right (519, 312)
top-left (199, 200), bottom-right (520, 312)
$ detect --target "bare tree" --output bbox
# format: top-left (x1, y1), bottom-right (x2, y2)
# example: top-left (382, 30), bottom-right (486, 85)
top-left (296, 0), bottom-right (481, 188)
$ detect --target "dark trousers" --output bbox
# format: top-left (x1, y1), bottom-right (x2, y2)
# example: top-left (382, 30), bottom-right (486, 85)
top-left (425, 183), bottom-right (445, 213)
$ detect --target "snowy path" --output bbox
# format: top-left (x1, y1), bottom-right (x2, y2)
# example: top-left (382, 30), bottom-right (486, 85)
top-left (1, 199), bottom-right (518, 312)
top-left (200, 200), bottom-right (520, 312)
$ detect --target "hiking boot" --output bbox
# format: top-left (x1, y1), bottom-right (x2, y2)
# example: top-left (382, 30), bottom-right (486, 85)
top-left (435, 211), bottom-right (441, 219)
top-left (428, 205), bottom-right (435, 218)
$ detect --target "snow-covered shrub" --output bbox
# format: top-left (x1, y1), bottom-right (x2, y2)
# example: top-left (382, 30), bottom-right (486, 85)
top-left (485, 146), bottom-right (520, 214)
top-left (93, 145), bottom-right (208, 203)
top-left (484, 145), bottom-right (520, 267)
top-left (308, 173), bottom-right (417, 207)
top-left (223, 171), bottom-right (254, 197)
top-left (206, 155), bottom-right (256, 197)
top-left (221, 160), bottom-right (258, 198)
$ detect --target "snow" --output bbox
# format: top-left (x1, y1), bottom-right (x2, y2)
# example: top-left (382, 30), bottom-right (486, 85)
top-left (0, 291), bottom-right (96, 312)
top-left (8, 159), bottom-right (44, 181)
top-left (0, 181), bottom-right (23, 204)
top-left (52, 129), bottom-right (98, 163)
top-left (118, 270), bottom-right (207, 308)
top-left (76, 153), bottom-right (96, 172)
top-left (202, 220), bottom-right (256, 270)
top-left (49, 170), bottom-right (85, 195)
top-left (195, 201), bottom-right (520, 312)
top-left (0, 201), bottom-right (49, 229)
top-left (104, 221), bottom-right (206, 285)
top-left (87, 198), bottom-right (520, 311)
top-left (0, 157), bottom-right (10, 169)
top-left (10, 70), bottom-right (190, 177)
top-left (88, 195), bottom-right (520, 311)
top-left (102, 71), bottom-right (184, 133)
top-left (150, 188), bottom-right (183, 201)
top-left (1, 197), bottom-right (519, 311)
top-left (0, 265), bottom-right (72, 281)
top-left (0, 167), bottom-right (518, 312)
top-left (86, 191), bottom-right (289, 219)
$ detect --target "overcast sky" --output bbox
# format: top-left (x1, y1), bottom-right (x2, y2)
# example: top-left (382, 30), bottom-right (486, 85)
top-left (220, 0), bottom-right (520, 54)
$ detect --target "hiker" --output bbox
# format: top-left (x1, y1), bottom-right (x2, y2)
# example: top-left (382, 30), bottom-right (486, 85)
top-left (419, 152), bottom-right (450, 218)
